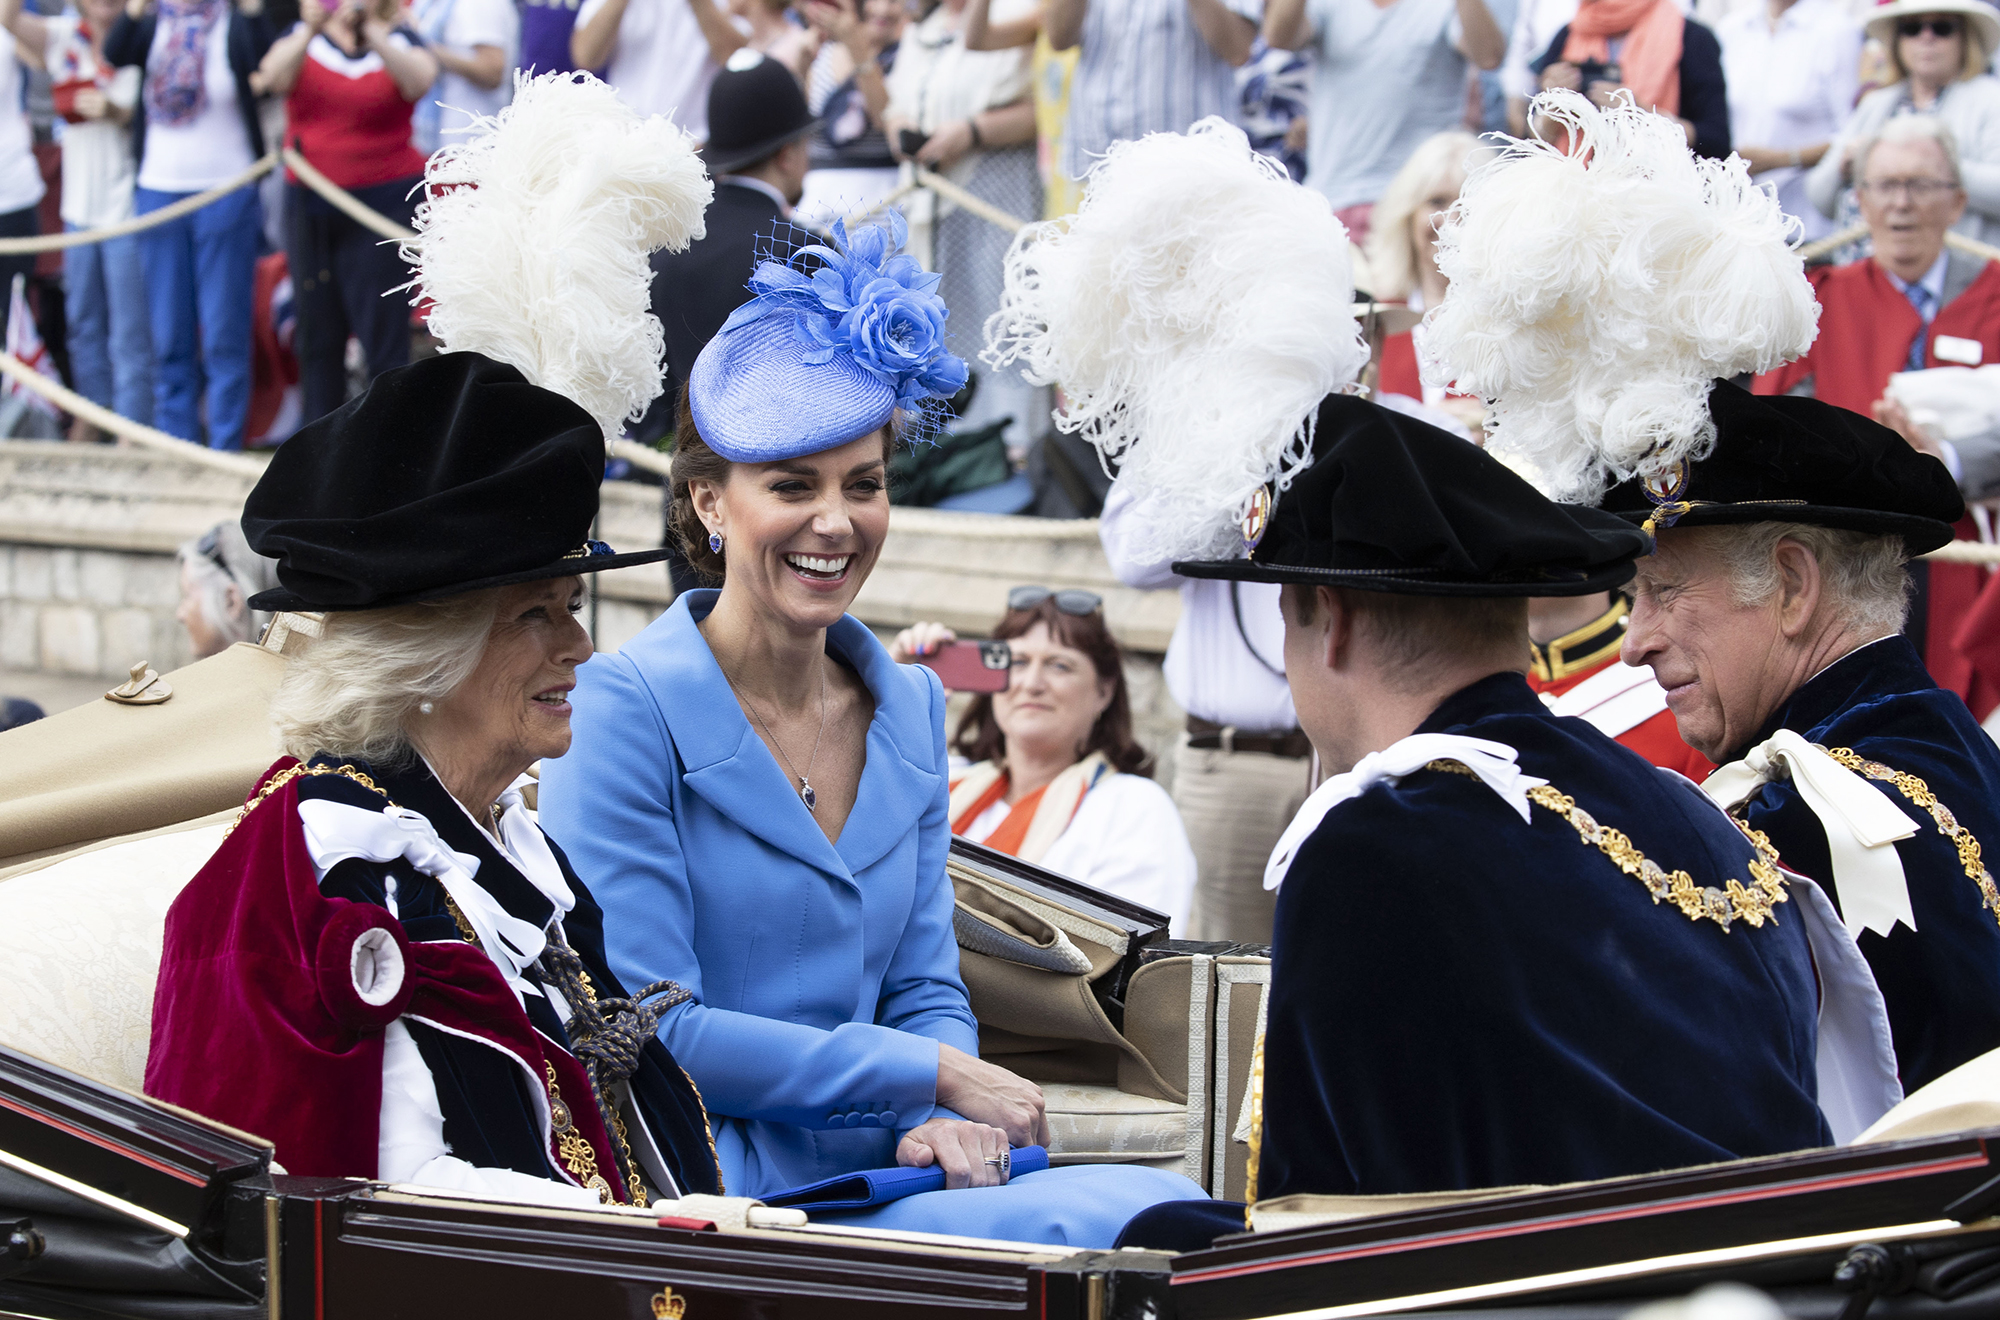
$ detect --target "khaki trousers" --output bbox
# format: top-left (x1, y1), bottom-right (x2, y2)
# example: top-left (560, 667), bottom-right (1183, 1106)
top-left (1170, 736), bottom-right (1313, 946)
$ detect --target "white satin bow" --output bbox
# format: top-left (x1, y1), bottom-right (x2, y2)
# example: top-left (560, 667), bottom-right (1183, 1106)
top-left (297, 780), bottom-right (573, 998)
top-left (1264, 734), bottom-right (1546, 891)
top-left (1703, 729), bottom-right (1921, 938)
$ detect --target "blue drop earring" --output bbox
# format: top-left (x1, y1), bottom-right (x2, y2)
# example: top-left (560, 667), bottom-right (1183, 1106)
top-left (709, 531), bottom-right (723, 554)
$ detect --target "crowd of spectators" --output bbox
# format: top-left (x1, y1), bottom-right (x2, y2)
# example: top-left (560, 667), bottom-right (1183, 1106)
top-left (0, 0), bottom-right (1991, 458)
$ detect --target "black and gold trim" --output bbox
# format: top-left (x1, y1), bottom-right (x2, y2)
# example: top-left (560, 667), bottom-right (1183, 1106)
top-left (1528, 596), bottom-right (1629, 683)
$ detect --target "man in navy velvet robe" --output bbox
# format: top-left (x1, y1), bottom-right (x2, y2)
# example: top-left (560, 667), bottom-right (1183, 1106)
top-left (1608, 383), bottom-right (2000, 1095)
top-left (1164, 396), bottom-right (1887, 1207)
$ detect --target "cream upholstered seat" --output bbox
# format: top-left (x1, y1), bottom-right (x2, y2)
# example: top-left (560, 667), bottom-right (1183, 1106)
top-left (1043, 1083), bottom-right (1186, 1171)
top-left (0, 822), bottom-right (225, 1093)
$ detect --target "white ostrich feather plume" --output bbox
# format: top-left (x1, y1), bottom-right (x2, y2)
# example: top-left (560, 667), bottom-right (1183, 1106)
top-left (983, 117), bottom-right (1367, 563)
top-left (403, 71), bottom-right (712, 440)
top-left (1416, 91), bottom-right (1818, 503)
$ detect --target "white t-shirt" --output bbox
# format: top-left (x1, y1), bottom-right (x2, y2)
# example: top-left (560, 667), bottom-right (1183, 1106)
top-left (47, 17), bottom-right (140, 227)
top-left (573, 0), bottom-right (731, 136)
top-left (137, 13), bottom-right (253, 193)
top-left (0, 30), bottom-right (45, 215)
top-left (414, 0), bottom-right (518, 141)
top-left (961, 773), bottom-right (1198, 936)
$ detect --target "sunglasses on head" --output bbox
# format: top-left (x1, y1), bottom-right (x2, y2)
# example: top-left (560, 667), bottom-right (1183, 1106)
top-left (195, 526), bottom-right (232, 575)
top-left (1008, 585), bottom-right (1104, 616)
top-left (1898, 16), bottom-right (1962, 37)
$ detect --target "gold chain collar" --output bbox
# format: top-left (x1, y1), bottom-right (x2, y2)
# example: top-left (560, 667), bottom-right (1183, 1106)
top-left (1821, 747), bottom-right (2000, 928)
top-left (1426, 760), bottom-right (1789, 932)
top-left (229, 762), bottom-right (391, 835)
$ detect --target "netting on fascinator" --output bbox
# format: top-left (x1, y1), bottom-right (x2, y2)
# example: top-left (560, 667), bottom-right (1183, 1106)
top-left (690, 211), bottom-right (970, 460)
top-left (1416, 90), bottom-right (1819, 504)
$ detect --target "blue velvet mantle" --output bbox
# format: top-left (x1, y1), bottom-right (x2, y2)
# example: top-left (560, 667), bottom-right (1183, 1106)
top-left (1736, 635), bottom-right (2000, 1092)
top-left (1260, 673), bottom-right (1831, 1201)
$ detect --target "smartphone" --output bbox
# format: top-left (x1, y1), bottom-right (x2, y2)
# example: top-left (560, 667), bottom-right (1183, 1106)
top-left (919, 640), bottom-right (1011, 693)
top-left (897, 127), bottom-right (931, 159)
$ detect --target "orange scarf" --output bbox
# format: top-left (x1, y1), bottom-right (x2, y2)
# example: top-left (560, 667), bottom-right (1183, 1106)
top-left (1562, 0), bottom-right (1684, 117)
top-left (948, 752), bottom-right (1112, 862)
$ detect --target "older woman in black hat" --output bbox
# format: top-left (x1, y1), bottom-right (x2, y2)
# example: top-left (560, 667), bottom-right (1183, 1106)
top-left (144, 72), bottom-right (727, 1210)
top-left (144, 353), bottom-right (723, 1208)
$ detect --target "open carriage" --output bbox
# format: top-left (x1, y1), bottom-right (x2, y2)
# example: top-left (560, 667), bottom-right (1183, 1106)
top-left (7, 628), bottom-right (2000, 1319)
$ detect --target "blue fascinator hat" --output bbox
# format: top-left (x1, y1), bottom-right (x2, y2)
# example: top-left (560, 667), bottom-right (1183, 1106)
top-left (689, 212), bottom-right (969, 462)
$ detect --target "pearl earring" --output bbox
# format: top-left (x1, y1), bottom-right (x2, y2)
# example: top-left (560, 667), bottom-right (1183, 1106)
top-left (709, 531), bottom-right (723, 553)
top-left (419, 700), bottom-right (435, 714)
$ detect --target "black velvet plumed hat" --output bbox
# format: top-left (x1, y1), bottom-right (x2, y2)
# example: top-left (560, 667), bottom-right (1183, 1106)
top-left (1598, 383), bottom-right (1964, 554)
top-left (243, 352), bottom-right (670, 612)
top-left (1173, 395), bottom-right (1649, 597)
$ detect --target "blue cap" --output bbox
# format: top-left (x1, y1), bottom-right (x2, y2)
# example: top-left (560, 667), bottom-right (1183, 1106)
top-left (689, 213), bottom-right (969, 463)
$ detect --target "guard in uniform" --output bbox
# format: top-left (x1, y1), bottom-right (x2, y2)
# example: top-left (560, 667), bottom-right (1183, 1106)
top-left (1526, 591), bottom-right (1711, 780)
top-left (1605, 384), bottom-right (2000, 1094)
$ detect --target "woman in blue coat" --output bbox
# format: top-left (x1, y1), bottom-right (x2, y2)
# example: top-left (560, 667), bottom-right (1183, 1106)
top-left (538, 216), bottom-right (1206, 1246)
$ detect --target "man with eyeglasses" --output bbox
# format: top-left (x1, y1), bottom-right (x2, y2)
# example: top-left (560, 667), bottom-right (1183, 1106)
top-left (1754, 114), bottom-right (2000, 717)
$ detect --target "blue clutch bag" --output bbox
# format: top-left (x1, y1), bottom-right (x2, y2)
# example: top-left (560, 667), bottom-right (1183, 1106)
top-left (759, 1146), bottom-right (1050, 1211)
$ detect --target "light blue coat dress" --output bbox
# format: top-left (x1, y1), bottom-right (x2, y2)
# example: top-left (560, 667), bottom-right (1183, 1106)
top-left (538, 591), bottom-right (1205, 1246)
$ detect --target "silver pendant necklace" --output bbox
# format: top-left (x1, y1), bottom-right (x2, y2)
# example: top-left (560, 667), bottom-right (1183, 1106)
top-left (730, 655), bottom-right (830, 812)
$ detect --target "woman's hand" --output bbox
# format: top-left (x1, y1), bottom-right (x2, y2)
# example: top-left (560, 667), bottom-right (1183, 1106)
top-left (1584, 79), bottom-right (1630, 110)
top-left (937, 1043), bottom-right (1050, 1147)
top-left (300, 0), bottom-right (329, 32)
top-left (889, 621), bottom-right (955, 663)
top-left (1539, 60), bottom-right (1580, 92)
top-left (803, 0), bottom-right (870, 56)
top-left (896, 1116), bottom-right (1011, 1188)
top-left (72, 86), bottom-right (109, 119)
top-left (916, 117), bottom-right (975, 167)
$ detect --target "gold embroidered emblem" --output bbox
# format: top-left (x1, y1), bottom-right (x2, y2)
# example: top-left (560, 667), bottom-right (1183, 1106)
top-left (1822, 746), bottom-right (2000, 928)
top-left (1425, 760), bottom-right (1788, 931)
top-left (650, 1287), bottom-right (688, 1319)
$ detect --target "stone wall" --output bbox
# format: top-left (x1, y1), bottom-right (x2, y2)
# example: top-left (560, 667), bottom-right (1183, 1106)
top-left (0, 441), bottom-right (1191, 775)
top-left (0, 441), bottom-right (257, 679)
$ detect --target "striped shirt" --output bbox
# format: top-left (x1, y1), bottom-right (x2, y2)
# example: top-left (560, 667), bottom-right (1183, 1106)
top-left (1060, 0), bottom-right (1264, 181)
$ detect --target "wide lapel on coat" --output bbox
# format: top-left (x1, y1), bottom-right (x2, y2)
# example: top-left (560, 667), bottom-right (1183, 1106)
top-left (634, 592), bottom-right (854, 882)
top-left (827, 614), bottom-right (943, 876)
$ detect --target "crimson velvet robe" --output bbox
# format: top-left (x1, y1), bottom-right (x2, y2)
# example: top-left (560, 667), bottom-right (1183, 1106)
top-left (1754, 256), bottom-right (2000, 718)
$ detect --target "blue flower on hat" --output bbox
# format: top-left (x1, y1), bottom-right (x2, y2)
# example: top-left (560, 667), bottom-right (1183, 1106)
top-left (719, 212), bottom-right (969, 411)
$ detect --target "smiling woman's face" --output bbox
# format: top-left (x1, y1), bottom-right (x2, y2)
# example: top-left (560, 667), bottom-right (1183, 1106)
top-left (990, 621), bottom-right (1115, 766)
top-left (426, 576), bottom-right (592, 771)
top-left (692, 429), bottom-right (892, 636)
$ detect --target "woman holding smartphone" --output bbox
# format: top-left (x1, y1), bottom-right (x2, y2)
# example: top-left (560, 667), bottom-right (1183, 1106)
top-left (892, 592), bottom-right (1197, 933)
top-left (537, 216), bottom-right (1206, 1245)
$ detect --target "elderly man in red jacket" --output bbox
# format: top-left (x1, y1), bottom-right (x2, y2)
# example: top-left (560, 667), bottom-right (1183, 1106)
top-left (1755, 113), bottom-right (2000, 717)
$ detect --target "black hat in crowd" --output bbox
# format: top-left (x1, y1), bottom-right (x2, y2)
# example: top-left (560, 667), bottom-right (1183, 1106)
top-left (1599, 382), bottom-right (1964, 554)
top-left (242, 353), bottom-right (669, 612)
top-left (701, 50), bottom-right (818, 176)
top-left (1173, 395), bottom-right (1649, 597)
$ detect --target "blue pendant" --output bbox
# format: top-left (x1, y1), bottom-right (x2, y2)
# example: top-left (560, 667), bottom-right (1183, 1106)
top-left (800, 779), bottom-right (817, 812)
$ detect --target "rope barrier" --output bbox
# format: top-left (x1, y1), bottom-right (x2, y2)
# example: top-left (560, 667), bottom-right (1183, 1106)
top-left (608, 436), bottom-right (673, 477)
top-left (842, 180), bottom-right (921, 233)
top-left (912, 166), bottom-right (1031, 235)
top-left (1796, 226), bottom-right (2000, 266)
top-left (281, 147), bottom-right (420, 243)
top-left (0, 152), bottom-right (279, 254)
top-left (0, 350), bottom-right (264, 477)
top-left (1923, 540), bottom-right (2000, 565)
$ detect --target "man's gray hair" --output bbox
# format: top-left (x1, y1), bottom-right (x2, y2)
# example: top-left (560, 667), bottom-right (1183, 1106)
top-left (1855, 115), bottom-right (1965, 189)
top-left (1712, 522), bottom-right (1911, 636)
top-left (267, 590), bottom-right (500, 764)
